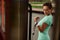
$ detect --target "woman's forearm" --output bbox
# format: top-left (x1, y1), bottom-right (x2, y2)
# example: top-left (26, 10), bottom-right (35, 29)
top-left (37, 26), bottom-right (43, 32)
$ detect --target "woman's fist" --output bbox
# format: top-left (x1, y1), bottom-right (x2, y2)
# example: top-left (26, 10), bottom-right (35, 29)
top-left (34, 17), bottom-right (40, 22)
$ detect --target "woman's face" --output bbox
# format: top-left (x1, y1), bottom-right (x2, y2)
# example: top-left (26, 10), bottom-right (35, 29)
top-left (43, 6), bottom-right (52, 15)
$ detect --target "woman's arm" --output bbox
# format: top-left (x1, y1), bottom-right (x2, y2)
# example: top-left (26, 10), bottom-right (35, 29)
top-left (37, 23), bottom-right (48, 32)
top-left (34, 17), bottom-right (48, 32)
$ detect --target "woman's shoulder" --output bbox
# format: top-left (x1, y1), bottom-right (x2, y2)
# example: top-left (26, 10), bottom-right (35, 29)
top-left (47, 15), bottom-right (53, 19)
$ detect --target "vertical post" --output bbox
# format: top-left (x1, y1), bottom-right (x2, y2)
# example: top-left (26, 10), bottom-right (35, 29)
top-left (53, 0), bottom-right (60, 40)
top-left (2, 0), bottom-right (5, 32)
top-left (5, 0), bottom-right (14, 40)
top-left (20, 0), bottom-right (28, 40)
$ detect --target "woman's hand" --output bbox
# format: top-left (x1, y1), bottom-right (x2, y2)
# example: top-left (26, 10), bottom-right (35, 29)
top-left (34, 17), bottom-right (40, 22)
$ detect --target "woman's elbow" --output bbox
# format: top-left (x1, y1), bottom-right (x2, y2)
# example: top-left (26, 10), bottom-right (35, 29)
top-left (38, 28), bottom-right (44, 32)
top-left (40, 29), bottom-right (44, 32)
top-left (38, 26), bottom-right (44, 32)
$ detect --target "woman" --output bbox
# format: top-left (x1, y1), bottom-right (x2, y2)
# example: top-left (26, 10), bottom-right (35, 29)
top-left (34, 3), bottom-right (53, 40)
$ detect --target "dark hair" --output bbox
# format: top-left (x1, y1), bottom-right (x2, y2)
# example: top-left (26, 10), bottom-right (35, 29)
top-left (43, 3), bottom-right (52, 9)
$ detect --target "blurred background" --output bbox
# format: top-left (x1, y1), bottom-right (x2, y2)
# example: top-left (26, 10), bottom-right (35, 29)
top-left (0, 0), bottom-right (60, 40)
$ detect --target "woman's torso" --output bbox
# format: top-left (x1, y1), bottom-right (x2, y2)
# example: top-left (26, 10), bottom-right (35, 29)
top-left (37, 15), bottom-right (53, 40)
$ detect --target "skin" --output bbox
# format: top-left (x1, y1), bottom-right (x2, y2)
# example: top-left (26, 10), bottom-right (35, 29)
top-left (34, 6), bottom-right (52, 32)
